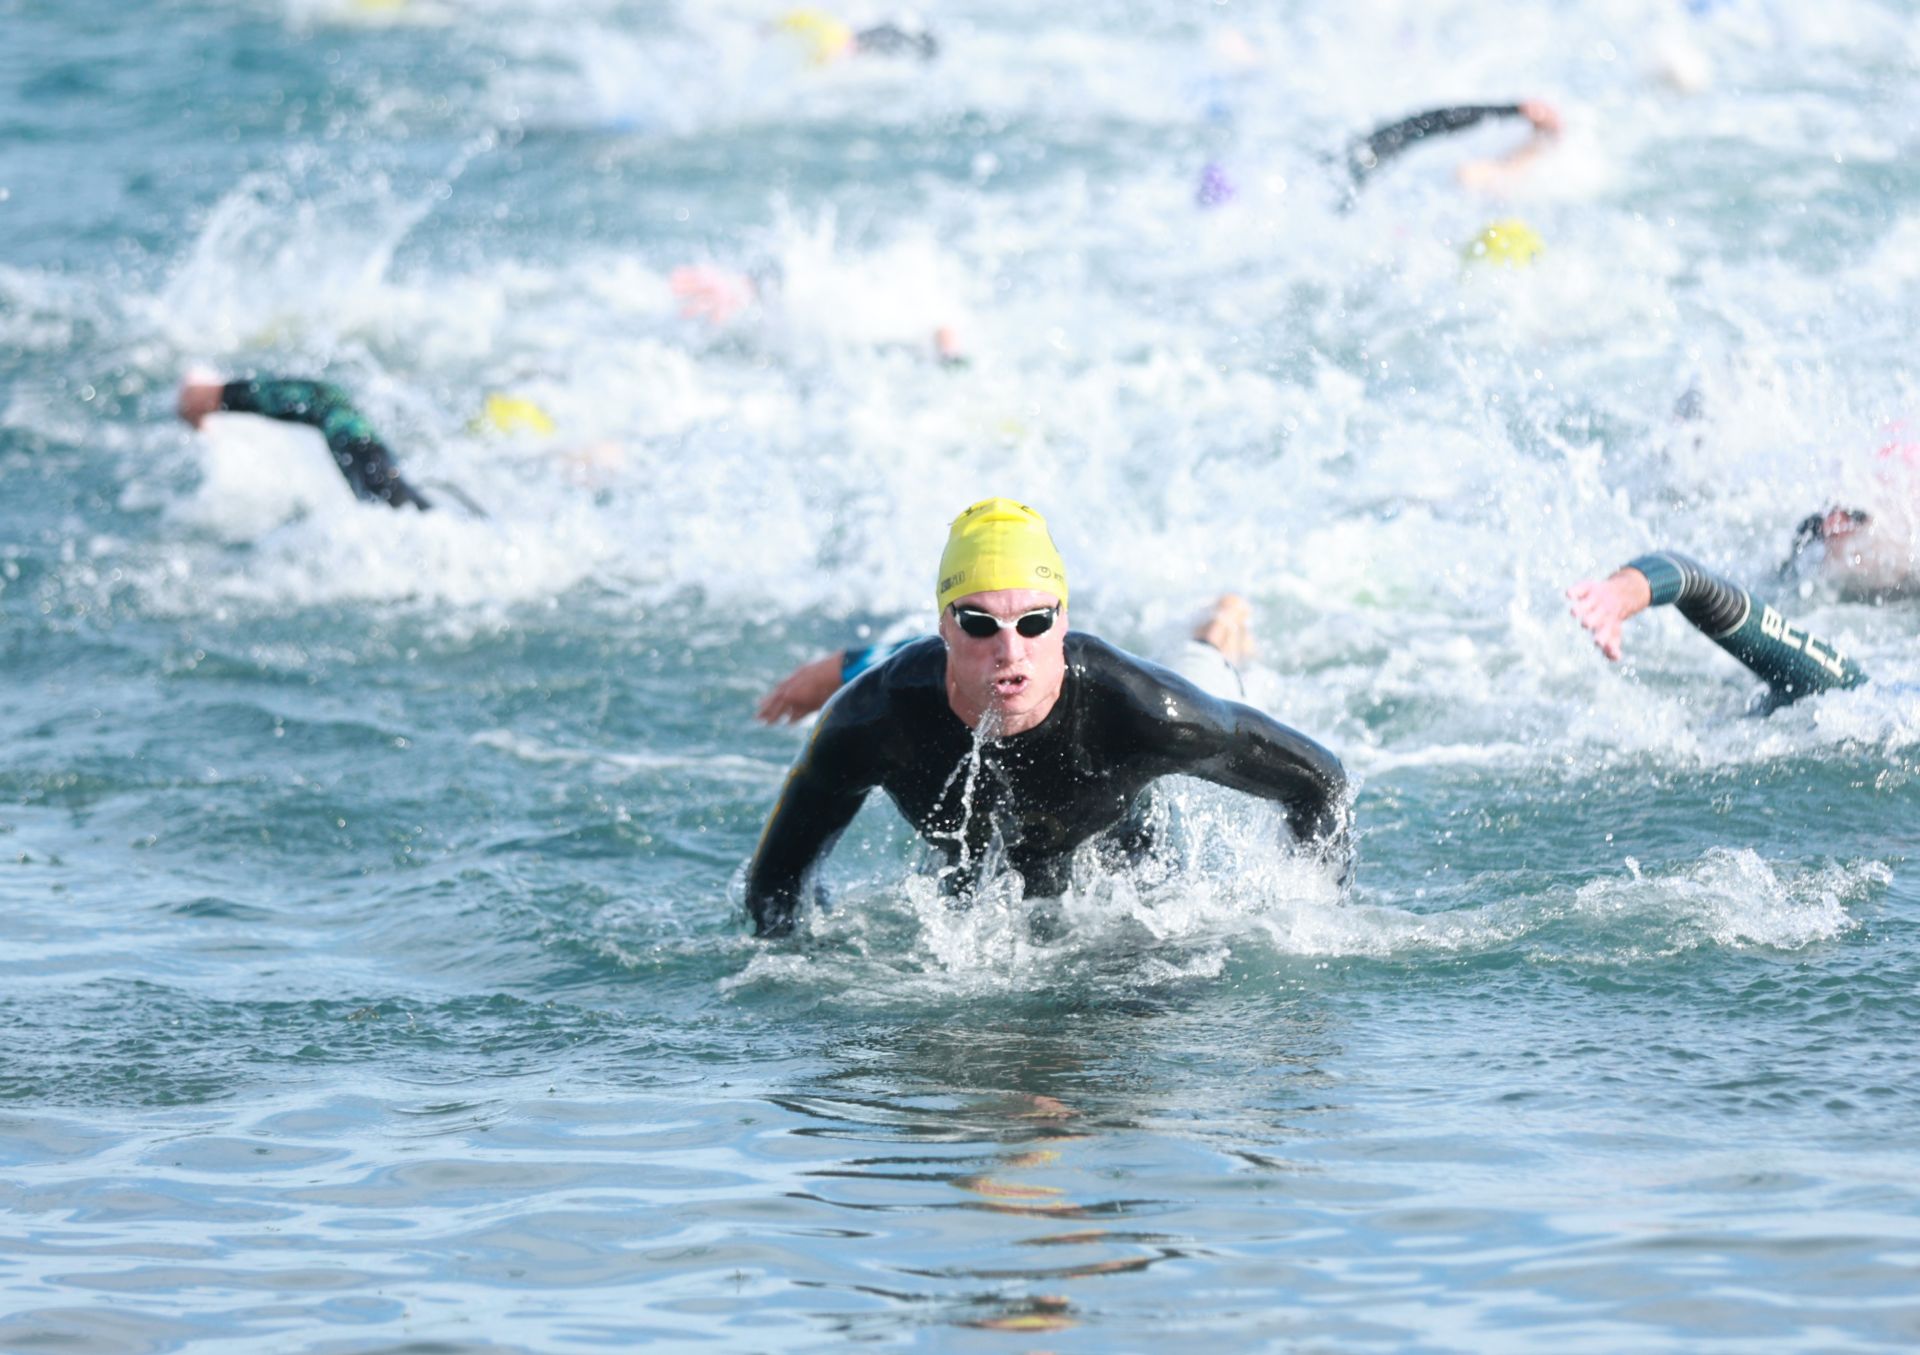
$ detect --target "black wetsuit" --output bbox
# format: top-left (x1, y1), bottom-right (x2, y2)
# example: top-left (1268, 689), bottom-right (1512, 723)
top-left (854, 23), bottom-right (938, 60)
top-left (1631, 551), bottom-right (1867, 713)
top-left (745, 634), bottom-right (1349, 936)
top-left (1347, 104), bottom-right (1530, 187)
top-left (218, 379), bottom-right (431, 511)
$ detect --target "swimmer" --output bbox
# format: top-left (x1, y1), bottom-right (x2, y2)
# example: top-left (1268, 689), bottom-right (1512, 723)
top-left (668, 260), bottom-right (784, 328)
top-left (1347, 100), bottom-right (1561, 193)
top-left (1782, 430), bottom-right (1920, 602)
top-left (743, 502), bottom-right (1348, 936)
top-left (1203, 99), bottom-right (1560, 214)
top-left (176, 370), bottom-right (431, 511)
top-left (773, 11), bottom-right (937, 65)
top-left (1567, 550), bottom-right (1867, 713)
top-left (853, 19), bottom-right (937, 60)
top-left (1652, 389), bottom-right (1919, 598)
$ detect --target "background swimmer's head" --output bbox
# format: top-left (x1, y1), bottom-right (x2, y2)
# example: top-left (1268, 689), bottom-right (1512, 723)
top-left (852, 19), bottom-right (938, 61)
top-left (177, 365), bottom-right (226, 429)
top-left (1463, 219), bottom-right (1544, 267)
top-left (774, 9), bottom-right (855, 65)
top-left (475, 393), bottom-right (556, 438)
top-left (1781, 506), bottom-right (1872, 580)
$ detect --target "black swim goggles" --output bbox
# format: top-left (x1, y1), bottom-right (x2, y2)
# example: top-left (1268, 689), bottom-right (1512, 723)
top-left (950, 604), bottom-right (1058, 640)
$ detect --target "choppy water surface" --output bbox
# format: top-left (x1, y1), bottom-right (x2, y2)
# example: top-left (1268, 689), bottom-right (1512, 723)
top-left (5, 0), bottom-right (1920, 1349)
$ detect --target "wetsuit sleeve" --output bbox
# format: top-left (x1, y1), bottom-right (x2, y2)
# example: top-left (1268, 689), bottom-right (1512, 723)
top-left (743, 704), bottom-right (881, 937)
top-left (219, 378), bottom-right (431, 511)
top-left (1128, 680), bottom-right (1352, 872)
top-left (839, 637), bottom-right (923, 684)
top-left (1347, 104), bottom-right (1524, 184)
top-left (1626, 551), bottom-right (1867, 711)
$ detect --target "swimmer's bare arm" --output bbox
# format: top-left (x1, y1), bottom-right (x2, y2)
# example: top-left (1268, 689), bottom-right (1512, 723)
top-left (755, 641), bottom-right (915, 724)
top-left (1457, 100), bottom-right (1562, 188)
top-left (757, 652), bottom-right (845, 724)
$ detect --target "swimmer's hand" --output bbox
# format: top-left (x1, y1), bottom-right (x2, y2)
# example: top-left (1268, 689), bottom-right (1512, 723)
top-left (1566, 568), bottom-right (1654, 662)
top-left (1519, 99), bottom-right (1562, 136)
top-left (756, 651), bottom-right (844, 724)
top-left (670, 265), bottom-right (754, 326)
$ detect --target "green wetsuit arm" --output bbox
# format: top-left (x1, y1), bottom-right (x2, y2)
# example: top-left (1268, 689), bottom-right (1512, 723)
top-left (219, 378), bottom-right (432, 511)
top-left (744, 704), bottom-right (880, 936)
top-left (1627, 551), bottom-right (1868, 710)
top-left (1347, 103), bottom-right (1525, 184)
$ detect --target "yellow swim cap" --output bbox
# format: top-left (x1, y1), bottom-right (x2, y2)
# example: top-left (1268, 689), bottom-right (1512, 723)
top-left (1464, 219), bottom-right (1544, 267)
top-left (476, 393), bottom-right (556, 437)
top-left (936, 498), bottom-right (1068, 612)
top-left (776, 9), bottom-right (855, 64)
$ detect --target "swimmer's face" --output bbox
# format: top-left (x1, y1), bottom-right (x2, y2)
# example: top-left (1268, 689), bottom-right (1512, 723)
top-left (940, 587), bottom-right (1067, 736)
top-left (1786, 508), bottom-right (1872, 577)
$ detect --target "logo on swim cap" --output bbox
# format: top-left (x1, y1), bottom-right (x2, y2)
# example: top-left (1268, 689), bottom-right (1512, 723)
top-left (936, 498), bottom-right (1069, 612)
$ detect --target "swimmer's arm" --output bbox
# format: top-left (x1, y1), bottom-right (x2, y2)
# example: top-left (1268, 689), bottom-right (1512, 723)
top-left (1569, 552), bottom-right (1867, 708)
top-left (1144, 692), bottom-right (1353, 871)
top-left (743, 712), bottom-right (878, 936)
top-left (218, 377), bottom-right (362, 430)
top-left (755, 640), bottom-right (921, 724)
top-left (219, 378), bottom-right (430, 511)
top-left (1348, 103), bottom-right (1522, 181)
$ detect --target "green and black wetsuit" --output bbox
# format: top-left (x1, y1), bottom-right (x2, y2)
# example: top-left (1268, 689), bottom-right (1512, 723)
top-left (1629, 551), bottom-right (1867, 713)
top-left (744, 633), bottom-right (1349, 936)
top-left (219, 379), bottom-right (430, 511)
top-left (1347, 103), bottom-right (1530, 187)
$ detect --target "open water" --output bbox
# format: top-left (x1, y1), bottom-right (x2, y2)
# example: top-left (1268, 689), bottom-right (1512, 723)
top-left (4, 0), bottom-right (1920, 1350)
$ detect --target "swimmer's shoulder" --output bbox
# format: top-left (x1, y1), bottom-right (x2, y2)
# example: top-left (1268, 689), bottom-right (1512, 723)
top-left (1068, 630), bottom-right (1211, 714)
top-left (826, 634), bottom-right (946, 725)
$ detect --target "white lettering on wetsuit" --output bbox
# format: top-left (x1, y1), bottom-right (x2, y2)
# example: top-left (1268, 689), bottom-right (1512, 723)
top-left (1760, 605), bottom-right (1851, 680)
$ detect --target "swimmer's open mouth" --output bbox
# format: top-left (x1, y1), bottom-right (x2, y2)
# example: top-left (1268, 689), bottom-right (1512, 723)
top-left (992, 674), bottom-right (1029, 698)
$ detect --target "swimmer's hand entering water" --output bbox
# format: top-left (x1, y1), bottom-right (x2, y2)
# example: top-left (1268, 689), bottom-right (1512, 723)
top-left (1566, 569), bottom-right (1653, 662)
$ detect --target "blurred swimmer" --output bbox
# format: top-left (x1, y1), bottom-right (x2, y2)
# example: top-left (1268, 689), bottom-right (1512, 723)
top-left (668, 260), bottom-right (786, 327)
top-left (742, 501), bottom-right (1348, 937)
top-left (1347, 100), bottom-right (1562, 194)
top-left (852, 18), bottom-right (938, 60)
top-left (1781, 503), bottom-right (1920, 602)
top-left (471, 391), bottom-right (628, 486)
top-left (177, 369), bottom-right (431, 511)
top-left (934, 324), bottom-right (968, 368)
top-left (1567, 550), bottom-right (1867, 713)
top-left (773, 10), bottom-right (937, 65)
top-left (1202, 99), bottom-right (1561, 213)
top-left (669, 265), bottom-right (758, 326)
top-left (1668, 392), bottom-right (1920, 600)
top-left (1463, 218), bottom-right (1545, 267)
